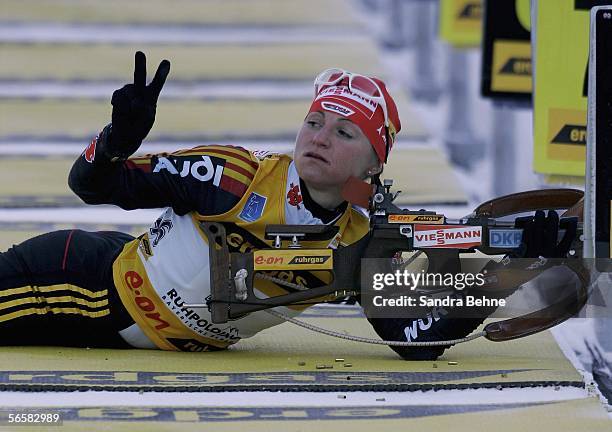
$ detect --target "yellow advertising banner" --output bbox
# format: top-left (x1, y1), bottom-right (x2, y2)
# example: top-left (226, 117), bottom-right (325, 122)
top-left (482, 0), bottom-right (532, 99)
top-left (439, 0), bottom-right (483, 47)
top-left (491, 39), bottom-right (532, 93)
top-left (533, 0), bottom-right (604, 176)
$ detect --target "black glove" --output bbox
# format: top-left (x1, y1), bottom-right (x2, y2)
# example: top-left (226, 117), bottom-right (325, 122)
top-left (514, 210), bottom-right (578, 258)
top-left (103, 51), bottom-right (170, 161)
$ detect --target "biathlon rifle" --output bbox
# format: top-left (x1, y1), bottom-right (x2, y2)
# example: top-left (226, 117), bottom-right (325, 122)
top-left (194, 180), bottom-right (589, 343)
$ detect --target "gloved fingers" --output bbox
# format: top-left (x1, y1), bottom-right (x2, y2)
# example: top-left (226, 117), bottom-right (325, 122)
top-left (544, 209), bottom-right (560, 228)
top-left (534, 209), bottom-right (546, 226)
top-left (134, 51), bottom-right (147, 94)
top-left (130, 96), bottom-right (148, 118)
top-left (148, 59), bottom-right (171, 101)
top-left (111, 85), bottom-right (135, 110)
top-left (515, 215), bottom-right (533, 257)
top-left (554, 217), bottom-right (578, 257)
top-left (514, 215), bottom-right (532, 229)
top-left (525, 210), bottom-right (545, 257)
top-left (513, 210), bottom-right (579, 258)
top-left (542, 210), bottom-right (560, 257)
top-left (528, 210), bottom-right (546, 258)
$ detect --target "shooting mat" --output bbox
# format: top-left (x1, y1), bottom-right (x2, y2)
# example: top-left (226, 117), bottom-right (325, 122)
top-left (0, 306), bottom-right (584, 392)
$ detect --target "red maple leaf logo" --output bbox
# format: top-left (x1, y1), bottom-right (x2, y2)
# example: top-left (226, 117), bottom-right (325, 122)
top-left (287, 183), bottom-right (303, 209)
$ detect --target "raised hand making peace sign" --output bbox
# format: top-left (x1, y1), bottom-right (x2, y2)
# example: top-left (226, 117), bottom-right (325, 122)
top-left (105, 51), bottom-right (170, 161)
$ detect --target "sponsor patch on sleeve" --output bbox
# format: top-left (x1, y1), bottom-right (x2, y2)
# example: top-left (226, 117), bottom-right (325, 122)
top-left (238, 192), bottom-right (267, 222)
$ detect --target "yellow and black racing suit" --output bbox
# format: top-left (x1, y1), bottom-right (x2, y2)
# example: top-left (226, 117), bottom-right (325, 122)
top-left (0, 125), bottom-right (490, 359)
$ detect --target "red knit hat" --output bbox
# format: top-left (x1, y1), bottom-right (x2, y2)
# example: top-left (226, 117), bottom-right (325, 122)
top-left (308, 71), bottom-right (401, 163)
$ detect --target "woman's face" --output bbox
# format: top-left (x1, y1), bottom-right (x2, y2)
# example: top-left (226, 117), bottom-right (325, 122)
top-left (294, 111), bottom-right (379, 189)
